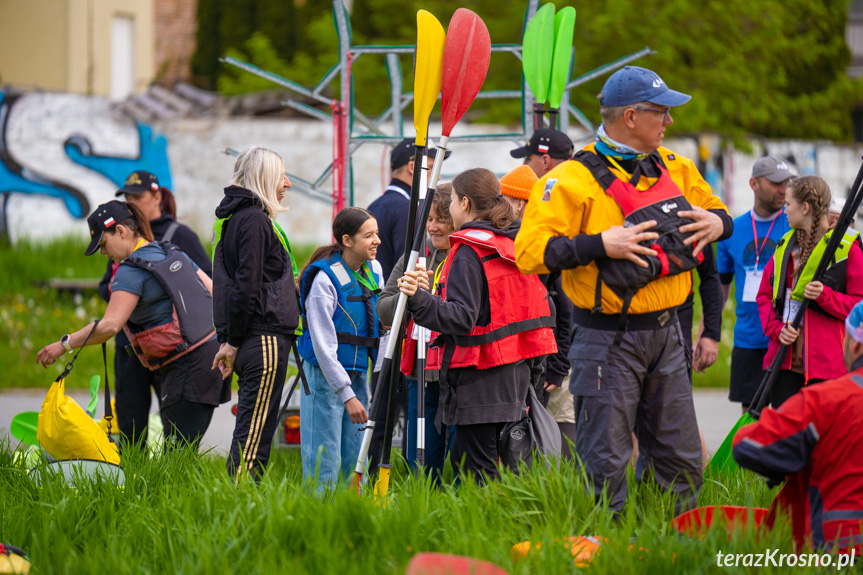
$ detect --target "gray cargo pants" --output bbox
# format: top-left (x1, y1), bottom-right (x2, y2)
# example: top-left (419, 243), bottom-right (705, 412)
top-left (569, 319), bottom-right (702, 512)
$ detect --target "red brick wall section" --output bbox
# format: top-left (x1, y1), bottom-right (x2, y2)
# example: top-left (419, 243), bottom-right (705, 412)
top-left (154, 0), bottom-right (198, 83)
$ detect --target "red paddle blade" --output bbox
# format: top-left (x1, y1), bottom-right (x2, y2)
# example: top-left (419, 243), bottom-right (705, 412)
top-left (406, 553), bottom-right (508, 575)
top-left (441, 9), bottom-right (491, 137)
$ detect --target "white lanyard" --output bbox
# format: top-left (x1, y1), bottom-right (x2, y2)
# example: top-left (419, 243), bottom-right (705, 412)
top-left (386, 185), bottom-right (410, 201)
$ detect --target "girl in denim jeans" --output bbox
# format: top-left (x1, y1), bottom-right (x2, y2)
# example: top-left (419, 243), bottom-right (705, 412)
top-left (297, 208), bottom-right (382, 485)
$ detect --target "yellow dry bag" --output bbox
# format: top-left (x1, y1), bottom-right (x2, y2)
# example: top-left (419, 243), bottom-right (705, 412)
top-left (35, 321), bottom-right (120, 465)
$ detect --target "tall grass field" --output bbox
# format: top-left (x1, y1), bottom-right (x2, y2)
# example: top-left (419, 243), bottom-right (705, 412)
top-left (5, 444), bottom-right (845, 575)
top-left (0, 237), bottom-right (736, 389)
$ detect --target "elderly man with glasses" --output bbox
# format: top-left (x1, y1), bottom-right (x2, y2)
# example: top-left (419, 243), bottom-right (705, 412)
top-left (515, 66), bottom-right (733, 513)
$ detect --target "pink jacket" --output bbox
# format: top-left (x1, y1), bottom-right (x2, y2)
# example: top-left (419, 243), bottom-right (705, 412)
top-left (757, 242), bottom-right (863, 381)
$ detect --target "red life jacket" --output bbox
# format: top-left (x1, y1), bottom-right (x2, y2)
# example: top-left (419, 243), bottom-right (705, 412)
top-left (400, 318), bottom-right (443, 376)
top-left (429, 228), bottom-right (557, 371)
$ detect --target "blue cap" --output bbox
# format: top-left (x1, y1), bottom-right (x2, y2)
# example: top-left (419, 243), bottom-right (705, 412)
top-left (599, 66), bottom-right (691, 108)
top-left (847, 300), bottom-right (863, 344)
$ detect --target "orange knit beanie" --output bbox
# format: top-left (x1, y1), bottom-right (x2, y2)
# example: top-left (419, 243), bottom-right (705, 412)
top-left (500, 165), bottom-right (538, 201)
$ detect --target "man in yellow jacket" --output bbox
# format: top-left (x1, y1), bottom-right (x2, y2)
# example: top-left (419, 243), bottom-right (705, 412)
top-left (515, 66), bottom-right (732, 512)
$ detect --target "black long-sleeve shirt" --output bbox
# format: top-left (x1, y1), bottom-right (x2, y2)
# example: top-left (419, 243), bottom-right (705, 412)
top-left (677, 244), bottom-right (722, 342)
top-left (542, 274), bottom-right (573, 387)
top-left (367, 179), bottom-right (411, 282)
top-left (406, 221), bottom-right (537, 426)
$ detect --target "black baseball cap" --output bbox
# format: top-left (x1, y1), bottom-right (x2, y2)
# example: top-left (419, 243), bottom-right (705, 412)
top-left (510, 129), bottom-right (574, 160)
top-left (85, 201), bottom-right (134, 256)
top-left (391, 137), bottom-right (452, 170)
top-left (115, 170), bottom-right (160, 197)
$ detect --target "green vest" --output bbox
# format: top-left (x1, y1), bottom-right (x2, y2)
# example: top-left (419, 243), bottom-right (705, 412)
top-left (212, 216), bottom-right (298, 279)
top-left (772, 228), bottom-right (860, 303)
top-left (212, 216), bottom-right (302, 335)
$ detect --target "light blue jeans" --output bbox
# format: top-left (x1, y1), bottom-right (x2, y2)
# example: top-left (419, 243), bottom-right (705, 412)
top-left (300, 364), bottom-right (369, 486)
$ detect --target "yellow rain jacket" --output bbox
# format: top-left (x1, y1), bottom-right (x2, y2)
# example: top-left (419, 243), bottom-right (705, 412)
top-left (515, 143), bottom-right (728, 314)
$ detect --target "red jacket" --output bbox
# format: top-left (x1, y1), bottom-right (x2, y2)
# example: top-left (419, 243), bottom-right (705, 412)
top-left (733, 365), bottom-right (863, 552)
top-left (434, 228), bottom-right (557, 370)
top-left (757, 243), bottom-right (863, 381)
top-left (400, 317), bottom-right (442, 376)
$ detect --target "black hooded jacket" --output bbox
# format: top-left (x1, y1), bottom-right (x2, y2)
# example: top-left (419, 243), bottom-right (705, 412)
top-left (213, 185), bottom-right (299, 346)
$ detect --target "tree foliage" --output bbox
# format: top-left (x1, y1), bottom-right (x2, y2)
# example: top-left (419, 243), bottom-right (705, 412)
top-left (192, 0), bottom-right (863, 141)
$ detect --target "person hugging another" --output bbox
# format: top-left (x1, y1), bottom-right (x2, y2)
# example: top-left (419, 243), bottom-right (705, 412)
top-left (297, 207), bottom-right (383, 486)
top-left (397, 168), bottom-right (558, 483)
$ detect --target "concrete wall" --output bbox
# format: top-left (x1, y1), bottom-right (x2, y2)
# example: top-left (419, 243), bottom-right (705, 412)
top-left (0, 0), bottom-right (153, 97)
top-left (1, 92), bottom-right (529, 248)
top-left (4, 92), bottom-right (863, 251)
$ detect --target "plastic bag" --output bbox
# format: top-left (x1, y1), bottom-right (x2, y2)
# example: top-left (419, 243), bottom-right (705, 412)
top-left (36, 377), bottom-right (120, 465)
top-left (499, 384), bottom-right (561, 470)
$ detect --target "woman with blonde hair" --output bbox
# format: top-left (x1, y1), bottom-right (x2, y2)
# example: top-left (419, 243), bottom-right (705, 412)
top-left (757, 175), bottom-right (863, 407)
top-left (212, 145), bottom-right (300, 480)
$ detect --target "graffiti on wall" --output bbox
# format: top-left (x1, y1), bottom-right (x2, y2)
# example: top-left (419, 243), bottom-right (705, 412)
top-left (65, 124), bottom-right (172, 192)
top-left (0, 90), bottom-right (173, 238)
top-left (0, 93), bottom-right (90, 218)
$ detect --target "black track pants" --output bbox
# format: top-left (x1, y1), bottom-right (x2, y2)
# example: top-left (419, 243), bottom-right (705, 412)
top-left (227, 335), bottom-right (289, 481)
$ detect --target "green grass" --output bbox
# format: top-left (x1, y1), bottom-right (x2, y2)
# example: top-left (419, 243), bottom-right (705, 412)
top-left (0, 237), bottom-right (317, 390)
top-left (0, 237), bottom-right (114, 389)
top-left (3, 445), bottom-right (849, 574)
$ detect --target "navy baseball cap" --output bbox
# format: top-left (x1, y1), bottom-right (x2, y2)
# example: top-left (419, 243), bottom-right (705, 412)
top-left (85, 201), bottom-right (133, 256)
top-left (510, 129), bottom-right (574, 160)
top-left (391, 137), bottom-right (452, 170)
top-left (599, 66), bottom-right (691, 108)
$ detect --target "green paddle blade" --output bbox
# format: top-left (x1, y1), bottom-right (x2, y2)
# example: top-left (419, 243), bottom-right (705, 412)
top-left (548, 6), bottom-right (576, 110)
top-left (10, 411), bottom-right (39, 445)
top-left (86, 374), bottom-right (100, 418)
top-left (522, 3), bottom-right (555, 105)
top-left (706, 411), bottom-right (756, 477)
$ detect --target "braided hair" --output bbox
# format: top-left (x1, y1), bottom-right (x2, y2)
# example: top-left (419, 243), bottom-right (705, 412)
top-left (790, 175), bottom-right (831, 278)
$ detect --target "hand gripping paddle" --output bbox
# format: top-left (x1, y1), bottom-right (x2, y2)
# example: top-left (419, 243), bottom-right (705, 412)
top-left (351, 9), bottom-right (446, 494)
top-left (354, 8), bottom-right (491, 497)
